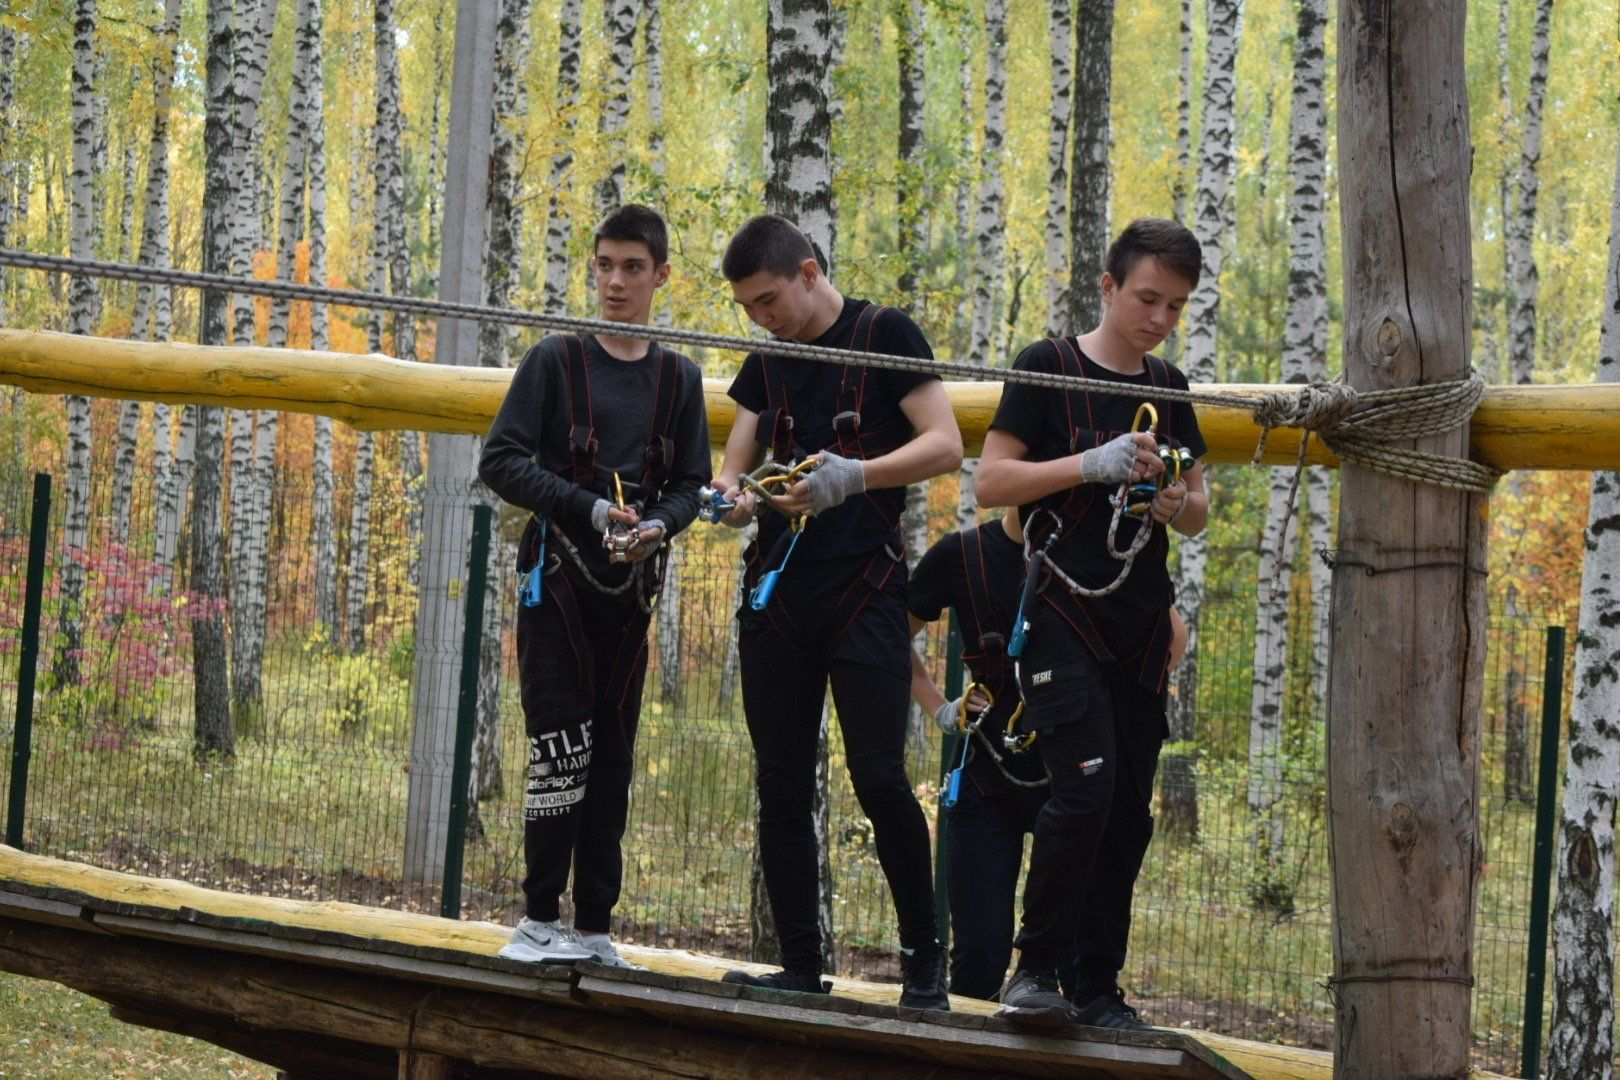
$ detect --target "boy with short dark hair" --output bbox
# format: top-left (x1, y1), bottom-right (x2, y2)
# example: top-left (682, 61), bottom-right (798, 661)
top-left (479, 203), bottom-right (710, 967)
top-left (712, 213), bottom-right (963, 1008)
top-left (975, 216), bottom-right (1209, 1029)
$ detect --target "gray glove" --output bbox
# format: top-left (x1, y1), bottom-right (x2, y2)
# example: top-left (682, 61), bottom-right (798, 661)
top-left (804, 451), bottom-right (867, 515)
top-left (590, 497), bottom-right (613, 533)
top-left (1079, 432), bottom-right (1146, 485)
top-left (628, 521), bottom-right (666, 563)
top-left (933, 699), bottom-right (961, 735)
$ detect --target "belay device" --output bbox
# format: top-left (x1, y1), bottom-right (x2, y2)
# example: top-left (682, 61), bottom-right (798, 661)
top-left (1118, 403), bottom-right (1195, 516)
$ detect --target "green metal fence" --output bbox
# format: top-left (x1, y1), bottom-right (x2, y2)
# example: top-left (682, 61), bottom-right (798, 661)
top-left (0, 461), bottom-right (1585, 1073)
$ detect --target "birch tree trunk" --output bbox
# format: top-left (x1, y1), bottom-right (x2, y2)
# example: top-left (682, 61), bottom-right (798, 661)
top-left (895, 0), bottom-right (926, 306)
top-left (1042, 0), bottom-right (1072, 337)
top-left (1164, 0), bottom-right (1244, 839)
top-left (952, 5), bottom-right (974, 357)
top-left (54, 0), bottom-right (99, 690)
top-left (957, 0), bottom-right (1008, 532)
top-left (765, 0), bottom-right (835, 275)
top-left (595, 0), bottom-right (637, 218)
top-left (0, 25), bottom-right (14, 330)
top-left (1066, 0), bottom-right (1112, 334)
top-left (643, 0), bottom-right (667, 185)
top-left (226, 0), bottom-right (280, 731)
top-left (471, 0), bottom-right (534, 808)
top-left (296, 0), bottom-right (335, 634)
top-left (1506, 0), bottom-right (1552, 390)
top-left (422, 7), bottom-right (446, 287)
top-left (1246, 0), bottom-right (1327, 886)
top-left (193, 0), bottom-right (238, 757)
top-left (1548, 123), bottom-right (1620, 1080)
top-left (344, 431), bottom-right (375, 653)
top-left (373, 0), bottom-right (421, 586)
top-left (131, 0), bottom-right (184, 507)
top-left (1164, 0), bottom-right (1194, 367)
top-left (542, 0), bottom-right (582, 313)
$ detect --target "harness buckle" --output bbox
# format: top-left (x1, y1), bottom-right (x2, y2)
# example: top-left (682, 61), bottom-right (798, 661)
top-left (832, 410), bottom-right (862, 437)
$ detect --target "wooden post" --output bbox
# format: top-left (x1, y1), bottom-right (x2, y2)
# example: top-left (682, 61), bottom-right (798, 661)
top-left (1329, 1), bottom-right (1486, 1075)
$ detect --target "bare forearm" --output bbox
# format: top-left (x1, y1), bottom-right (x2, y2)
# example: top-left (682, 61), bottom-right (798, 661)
top-left (975, 454), bottom-right (1085, 508)
top-left (862, 428), bottom-right (963, 490)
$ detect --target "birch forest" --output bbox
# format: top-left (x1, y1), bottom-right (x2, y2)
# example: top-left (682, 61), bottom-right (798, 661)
top-left (3, 0), bottom-right (1620, 1071)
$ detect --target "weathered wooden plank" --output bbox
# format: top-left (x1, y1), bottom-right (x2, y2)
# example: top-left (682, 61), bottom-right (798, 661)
top-left (0, 888), bottom-right (110, 933)
top-left (577, 974), bottom-right (1243, 1080)
top-left (103, 998), bottom-right (397, 1080)
top-left (89, 912), bottom-right (576, 999)
top-left (1330, 1), bottom-right (1486, 1076)
top-left (2, 328), bottom-right (1617, 467)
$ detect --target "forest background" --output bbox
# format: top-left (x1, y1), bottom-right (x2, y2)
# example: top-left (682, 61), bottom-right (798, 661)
top-left (1, 0), bottom-right (1619, 1073)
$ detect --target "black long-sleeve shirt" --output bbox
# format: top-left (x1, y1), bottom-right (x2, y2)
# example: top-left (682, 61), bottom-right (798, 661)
top-left (479, 333), bottom-right (711, 578)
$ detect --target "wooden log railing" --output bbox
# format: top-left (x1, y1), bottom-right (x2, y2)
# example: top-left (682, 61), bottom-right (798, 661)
top-left (4, 327), bottom-right (1618, 470)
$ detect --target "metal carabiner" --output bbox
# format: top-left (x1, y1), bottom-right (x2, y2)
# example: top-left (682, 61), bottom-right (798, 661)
top-left (958, 681), bottom-right (994, 732)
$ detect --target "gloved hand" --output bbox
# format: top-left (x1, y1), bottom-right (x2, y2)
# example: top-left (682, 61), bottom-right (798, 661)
top-left (933, 699), bottom-right (961, 734)
top-left (1079, 432), bottom-right (1159, 485)
top-left (590, 497), bottom-right (614, 534)
top-left (803, 451), bottom-right (866, 515)
top-left (627, 522), bottom-right (666, 562)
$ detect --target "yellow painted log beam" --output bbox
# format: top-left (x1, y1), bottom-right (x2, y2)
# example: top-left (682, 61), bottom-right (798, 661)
top-left (4, 328), bottom-right (1617, 471)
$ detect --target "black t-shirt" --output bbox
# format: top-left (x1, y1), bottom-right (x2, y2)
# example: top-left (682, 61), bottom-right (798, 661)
top-left (727, 298), bottom-right (934, 563)
top-left (989, 338), bottom-right (1206, 627)
top-left (479, 333), bottom-right (712, 581)
top-left (909, 522), bottom-right (1047, 788)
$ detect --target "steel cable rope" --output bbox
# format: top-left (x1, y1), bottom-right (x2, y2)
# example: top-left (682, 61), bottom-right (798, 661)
top-left (0, 247), bottom-right (1498, 493)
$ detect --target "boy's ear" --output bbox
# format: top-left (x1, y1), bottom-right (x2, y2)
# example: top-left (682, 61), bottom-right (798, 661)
top-left (654, 263), bottom-right (671, 288)
top-left (798, 258), bottom-right (821, 288)
top-left (1098, 271), bottom-right (1117, 305)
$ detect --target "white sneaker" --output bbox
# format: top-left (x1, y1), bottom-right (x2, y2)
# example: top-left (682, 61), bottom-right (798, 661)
top-left (577, 933), bottom-right (647, 970)
top-left (498, 918), bottom-right (593, 963)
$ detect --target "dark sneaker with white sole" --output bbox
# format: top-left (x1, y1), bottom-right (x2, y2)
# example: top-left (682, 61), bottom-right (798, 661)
top-left (721, 968), bottom-right (831, 994)
top-left (996, 968), bottom-right (1073, 1029)
top-left (898, 941), bottom-right (950, 1011)
top-left (1070, 986), bottom-right (1152, 1031)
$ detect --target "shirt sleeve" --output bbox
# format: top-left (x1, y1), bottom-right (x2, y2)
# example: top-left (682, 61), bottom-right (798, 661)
top-left (989, 339), bottom-right (1062, 450)
top-left (477, 340), bottom-right (600, 523)
top-left (872, 306), bottom-right (934, 403)
top-left (907, 531), bottom-right (960, 623)
top-left (643, 357), bottom-right (714, 537)
top-left (727, 353), bottom-right (768, 413)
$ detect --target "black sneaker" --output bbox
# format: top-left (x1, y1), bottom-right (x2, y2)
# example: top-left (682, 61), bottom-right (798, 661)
top-left (996, 968), bottom-right (1073, 1029)
top-left (898, 941), bottom-right (950, 1011)
top-left (721, 968), bottom-right (831, 994)
top-left (1070, 985), bottom-right (1152, 1031)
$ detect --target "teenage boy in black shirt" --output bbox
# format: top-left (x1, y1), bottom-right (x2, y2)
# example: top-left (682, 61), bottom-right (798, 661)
top-left (975, 217), bottom-right (1209, 1029)
top-left (712, 214), bottom-right (963, 1008)
top-left (908, 512), bottom-right (1188, 1003)
top-left (479, 204), bottom-right (711, 968)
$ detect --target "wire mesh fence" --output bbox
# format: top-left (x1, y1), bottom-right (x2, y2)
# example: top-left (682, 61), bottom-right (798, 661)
top-left (0, 455), bottom-right (1583, 1073)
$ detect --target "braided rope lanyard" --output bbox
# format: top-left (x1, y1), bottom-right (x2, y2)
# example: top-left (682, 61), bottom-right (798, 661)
top-left (548, 524), bottom-right (662, 615)
top-left (0, 248), bottom-right (1498, 496)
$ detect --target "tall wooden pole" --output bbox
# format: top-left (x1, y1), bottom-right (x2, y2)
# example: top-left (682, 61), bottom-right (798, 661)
top-left (1329, 1), bottom-right (1487, 1074)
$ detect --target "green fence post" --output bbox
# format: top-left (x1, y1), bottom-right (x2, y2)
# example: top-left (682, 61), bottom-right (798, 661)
top-left (7, 473), bottom-right (51, 850)
top-left (1521, 624), bottom-right (1566, 1079)
top-left (441, 502), bottom-right (492, 920)
top-left (932, 611), bottom-right (966, 952)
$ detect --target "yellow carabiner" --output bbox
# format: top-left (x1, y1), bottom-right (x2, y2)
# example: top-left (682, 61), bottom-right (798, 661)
top-left (1002, 697), bottom-right (1037, 751)
top-left (613, 471), bottom-right (627, 512)
top-left (1131, 402), bottom-right (1159, 435)
top-left (959, 681), bottom-right (995, 732)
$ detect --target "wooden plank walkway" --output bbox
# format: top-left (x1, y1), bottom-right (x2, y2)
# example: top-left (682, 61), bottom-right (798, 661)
top-left (0, 846), bottom-right (1341, 1078)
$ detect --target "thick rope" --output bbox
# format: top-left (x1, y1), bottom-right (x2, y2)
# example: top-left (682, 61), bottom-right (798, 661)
top-left (0, 247), bottom-right (1498, 493)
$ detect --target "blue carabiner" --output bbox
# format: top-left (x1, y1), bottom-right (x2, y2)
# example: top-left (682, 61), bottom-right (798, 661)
top-left (941, 731), bottom-right (971, 809)
top-left (748, 529), bottom-right (802, 611)
top-left (520, 519), bottom-right (548, 608)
